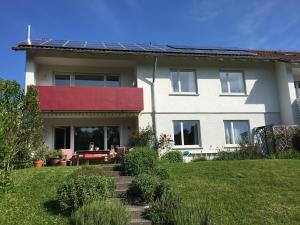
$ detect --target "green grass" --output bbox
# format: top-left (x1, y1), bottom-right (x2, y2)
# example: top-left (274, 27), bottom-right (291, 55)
top-left (0, 166), bottom-right (77, 225)
top-left (164, 160), bottom-right (300, 225)
top-left (1, 160), bottom-right (300, 225)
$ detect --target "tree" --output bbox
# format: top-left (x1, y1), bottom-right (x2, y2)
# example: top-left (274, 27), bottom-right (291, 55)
top-left (0, 79), bottom-right (44, 170)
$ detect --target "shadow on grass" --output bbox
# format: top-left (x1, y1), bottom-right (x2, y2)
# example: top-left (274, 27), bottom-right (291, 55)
top-left (44, 200), bottom-right (70, 217)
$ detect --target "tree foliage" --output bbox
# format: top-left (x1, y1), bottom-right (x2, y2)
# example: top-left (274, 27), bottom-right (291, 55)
top-left (0, 79), bottom-right (44, 170)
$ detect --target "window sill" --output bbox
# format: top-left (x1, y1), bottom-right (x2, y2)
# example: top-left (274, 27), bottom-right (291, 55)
top-left (219, 93), bottom-right (248, 97)
top-left (169, 93), bottom-right (199, 96)
top-left (224, 144), bottom-right (239, 148)
top-left (172, 145), bottom-right (203, 150)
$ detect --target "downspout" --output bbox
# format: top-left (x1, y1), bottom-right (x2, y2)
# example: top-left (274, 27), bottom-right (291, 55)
top-left (151, 56), bottom-right (158, 135)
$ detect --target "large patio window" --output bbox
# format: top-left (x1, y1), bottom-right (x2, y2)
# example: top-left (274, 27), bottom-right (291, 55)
top-left (54, 127), bottom-right (70, 149)
top-left (173, 121), bottom-right (200, 146)
top-left (74, 126), bottom-right (120, 150)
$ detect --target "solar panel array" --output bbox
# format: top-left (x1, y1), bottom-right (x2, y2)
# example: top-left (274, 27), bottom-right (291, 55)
top-left (17, 39), bottom-right (256, 56)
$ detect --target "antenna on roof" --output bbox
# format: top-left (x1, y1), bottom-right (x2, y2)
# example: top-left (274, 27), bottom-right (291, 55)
top-left (27, 25), bottom-right (31, 45)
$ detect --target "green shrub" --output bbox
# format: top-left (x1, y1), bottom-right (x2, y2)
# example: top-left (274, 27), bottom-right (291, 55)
top-left (71, 165), bottom-right (105, 177)
top-left (129, 126), bottom-right (156, 148)
top-left (161, 151), bottom-right (183, 163)
top-left (71, 201), bottom-right (131, 225)
top-left (153, 165), bottom-right (170, 180)
top-left (57, 175), bottom-right (115, 211)
top-left (215, 143), bottom-right (262, 160)
top-left (122, 147), bottom-right (158, 176)
top-left (127, 173), bottom-right (160, 203)
top-left (0, 170), bottom-right (13, 193)
top-left (145, 190), bottom-right (213, 225)
top-left (269, 149), bottom-right (300, 159)
top-left (191, 157), bottom-right (207, 162)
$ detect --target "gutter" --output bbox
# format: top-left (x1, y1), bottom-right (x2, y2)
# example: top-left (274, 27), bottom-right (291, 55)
top-left (151, 56), bottom-right (158, 136)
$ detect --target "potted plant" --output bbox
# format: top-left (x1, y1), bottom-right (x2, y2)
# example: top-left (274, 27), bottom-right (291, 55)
top-left (59, 155), bottom-right (67, 166)
top-left (46, 150), bottom-right (64, 166)
top-left (32, 144), bottom-right (48, 168)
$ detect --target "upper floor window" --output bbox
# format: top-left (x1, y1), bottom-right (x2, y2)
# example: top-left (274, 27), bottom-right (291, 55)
top-left (55, 75), bottom-right (71, 86)
top-left (173, 120), bottom-right (201, 146)
top-left (224, 120), bottom-right (250, 145)
top-left (220, 71), bottom-right (245, 94)
top-left (75, 75), bottom-right (104, 86)
top-left (171, 70), bottom-right (197, 93)
top-left (54, 73), bottom-right (120, 87)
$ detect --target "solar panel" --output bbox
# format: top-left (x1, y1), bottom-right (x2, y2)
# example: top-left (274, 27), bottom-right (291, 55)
top-left (16, 39), bottom-right (257, 56)
top-left (65, 41), bottom-right (86, 48)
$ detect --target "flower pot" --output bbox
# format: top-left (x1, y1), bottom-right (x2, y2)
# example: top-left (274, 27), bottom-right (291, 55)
top-left (59, 160), bottom-right (67, 166)
top-left (33, 160), bottom-right (44, 168)
top-left (47, 158), bottom-right (61, 166)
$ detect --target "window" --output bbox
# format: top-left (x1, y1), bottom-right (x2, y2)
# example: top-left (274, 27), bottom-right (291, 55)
top-left (224, 121), bottom-right (250, 145)
top-left (74, 127), bottom-right (105, 150)
top-left (173, 121), bottom-right (200, 146)
top-left (74, 126), bottom-right (120, 151)
top-left (55, 75), bottom-right (71, 86)
top-left (220, 71), bottom-right (245, 93)
top-left (54, 127), bottom-right (70, 149)
top-left (171, 70), bottom-right (197, 93)
top-left (106, 76), bottom-right (120, 87)
top-left (75, 75), bottom-right (104, 86)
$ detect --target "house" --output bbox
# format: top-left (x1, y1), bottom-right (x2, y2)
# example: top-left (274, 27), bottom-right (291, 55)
top-left (13, 38), bottom-right (300, 159)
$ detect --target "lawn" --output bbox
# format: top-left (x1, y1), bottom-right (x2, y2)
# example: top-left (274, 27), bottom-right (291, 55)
top-left (0, 160), bottom-right (299, 225)
top-left (164, 160), bottom-right (300, 225)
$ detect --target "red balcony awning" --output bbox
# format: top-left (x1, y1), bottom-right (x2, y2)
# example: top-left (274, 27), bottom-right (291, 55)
top-left (37, 86), bottom-right (143, 111)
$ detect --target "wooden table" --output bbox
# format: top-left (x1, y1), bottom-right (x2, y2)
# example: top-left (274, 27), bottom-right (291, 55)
top-left (75, 150), bottom-right (111, 166)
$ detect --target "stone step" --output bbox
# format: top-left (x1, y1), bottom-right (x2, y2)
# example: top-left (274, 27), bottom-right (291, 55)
top-left (115, 188), bottom-right (127, 197)
top-left (103, 170), bottom-right (120, 177)
top-left (113, 176), bottom-right (134, 182)
top-left (116, 181), bottom-right (131, 190)
top-left (128, 205), bottom-right (148, 219)
top-left (130, 218), bottom-right (151, 225)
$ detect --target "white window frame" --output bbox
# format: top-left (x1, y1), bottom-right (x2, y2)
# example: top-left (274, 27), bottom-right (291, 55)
top-left (170, 69), bottom-right (198, 94)
top-left (223, 120), bottom-right (250, 147)
top-left (219, 70), bottom-right (246, 94)
top-left (172, 120), bottom-right (201, 148)
top-left (53, 72), bottom-right (120, 87)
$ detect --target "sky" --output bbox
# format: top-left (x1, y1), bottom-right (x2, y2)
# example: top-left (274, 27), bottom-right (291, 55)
top-left (1, 0), bottom-right (300, 87)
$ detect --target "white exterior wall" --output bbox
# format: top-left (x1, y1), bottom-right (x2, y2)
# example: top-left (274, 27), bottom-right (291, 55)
top-left (137, 57), bottom-right (283, 154)
top-left (275, 62), bottom-right (297, 124)
top-left (25, 54), bottom-right (36, 92)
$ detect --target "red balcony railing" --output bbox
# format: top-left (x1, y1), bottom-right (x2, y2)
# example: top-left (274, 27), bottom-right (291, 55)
top-left (36, 86), bottom-right (143, 111)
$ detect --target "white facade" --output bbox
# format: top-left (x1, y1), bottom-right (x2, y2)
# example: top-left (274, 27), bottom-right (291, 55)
top-left (24, 51), bottom-right (300, 156)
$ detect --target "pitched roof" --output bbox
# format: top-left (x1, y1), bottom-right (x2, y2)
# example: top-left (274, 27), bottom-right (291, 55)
top-left (12, 38), bottom-right (300, 62)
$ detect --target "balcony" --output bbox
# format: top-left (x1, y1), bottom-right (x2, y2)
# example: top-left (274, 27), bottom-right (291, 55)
top-left (36, 86), bottom-right (143, 111)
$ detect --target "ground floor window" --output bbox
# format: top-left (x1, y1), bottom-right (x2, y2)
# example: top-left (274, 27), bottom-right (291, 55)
top-left (224, 120), bottom-right (250, 145)
top-left (54, 127), bottom-right (70, 149)
top-left (173, 121), bottom-right (200, 146)
top-left (74, 126), bottom-right (120, 151)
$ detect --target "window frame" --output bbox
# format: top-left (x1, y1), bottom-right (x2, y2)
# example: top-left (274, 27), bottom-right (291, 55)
top-left (53, 72), bottom-right (121, 87)
top-left (172, 120), bottom-right (202, 148)
top-left (223, 120), bottom-right (250, 146)
top-left (73, 125), bottom-right (121, 151)
top-left (219, 70), bottom-right (246, 95)
top-left (170, 69), bottom-right (198, 94)
top-left (54, 126), bottom-right (71, 150)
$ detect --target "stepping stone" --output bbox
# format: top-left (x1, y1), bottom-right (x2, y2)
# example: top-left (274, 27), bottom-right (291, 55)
top-left (130, 218), bottom-right (151, 225)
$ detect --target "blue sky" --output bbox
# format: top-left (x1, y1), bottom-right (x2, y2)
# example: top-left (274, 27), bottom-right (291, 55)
top-left (1, 0), bottom-right (300, 86)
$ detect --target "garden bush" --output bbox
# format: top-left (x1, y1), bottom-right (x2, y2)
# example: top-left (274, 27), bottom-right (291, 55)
top-left (71, 201), bottom-right (131, 225)
top-left (269, 149), bottom-right (300, 159)
top-left (122, 146), bottom-right (158, 176)
top-left (127, 173), bottom-right (160, 203)
top-left (215, 142), bottom-right (262, 160)
top-left (153, 165), bottom-right (170, 179)
top-left (71, 165), bottom-right (105, 177)
top-left (0, 170), bottom-right (13, 193)
top-left (57, 175), bottom-right (115, 211)
top-left (161, 151), bottom-right (183, 163)
top-left (145, 190), bottom-right (213, 225)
